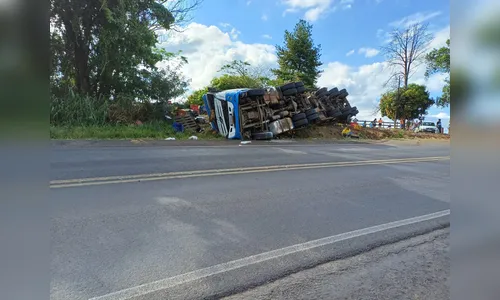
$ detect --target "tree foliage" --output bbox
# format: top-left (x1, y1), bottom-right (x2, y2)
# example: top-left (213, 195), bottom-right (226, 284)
top-left (381, 22), bottom-right (432, 88)
top-left (186, 59), bottom-right (282, 103)
top-left (379, 84), bottom-right (435, 121)
top-left (272, 20), bottom-right (322, 88)
top-left (425, 38), bottom-right (451, 107)
top-left (49, 0), bottom-right (198, 103)
top-left (186, 88), bottom-right (208, 105)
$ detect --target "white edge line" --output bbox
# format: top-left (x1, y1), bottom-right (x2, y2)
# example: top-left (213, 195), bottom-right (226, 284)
top-left (89, 209), bottom-right (450, 300)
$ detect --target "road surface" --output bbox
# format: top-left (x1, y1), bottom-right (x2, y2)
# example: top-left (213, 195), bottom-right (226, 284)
top-left (50, 140), bottom-right (450, 300)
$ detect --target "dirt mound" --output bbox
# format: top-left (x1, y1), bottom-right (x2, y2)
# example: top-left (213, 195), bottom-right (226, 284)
top-left (281, 124), bottom-right (450, 140)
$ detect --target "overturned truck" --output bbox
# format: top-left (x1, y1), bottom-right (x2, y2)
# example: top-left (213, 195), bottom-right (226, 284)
top-left (203, 81), bottom-right (359, 140)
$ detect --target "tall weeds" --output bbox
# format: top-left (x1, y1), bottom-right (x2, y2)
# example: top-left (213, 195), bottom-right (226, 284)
top-left (50, 90), bottom-right (167, 126)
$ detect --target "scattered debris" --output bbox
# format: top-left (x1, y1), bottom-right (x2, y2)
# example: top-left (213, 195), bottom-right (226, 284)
top-left (172, 122), bottom-right (184, 133)
top-left (165, 137), bottom-right (176, 141)
top-left (240, 141), bottom-right (252, 145)
top-left (188, 136), bottom-right (198, 140)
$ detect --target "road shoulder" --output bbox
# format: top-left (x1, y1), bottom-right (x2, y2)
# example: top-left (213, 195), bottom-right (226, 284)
top-left (224, 228), bottom-right (450, 300)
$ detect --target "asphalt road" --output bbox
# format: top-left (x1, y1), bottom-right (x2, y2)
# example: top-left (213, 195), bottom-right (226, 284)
top-left (224, 228), bottom-right (450, 300)
top-left (50, 141), bottom-right (450, 300)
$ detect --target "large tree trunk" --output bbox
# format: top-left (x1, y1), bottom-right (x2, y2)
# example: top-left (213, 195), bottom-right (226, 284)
top-left (74, 46), bottom-right (90, 94)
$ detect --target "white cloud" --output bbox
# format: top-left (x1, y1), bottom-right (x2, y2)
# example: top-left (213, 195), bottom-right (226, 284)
top-left (317, 26), bottom-right (450, 120)
top-left (246, 0), bottom-right (252, 5)
top-left (430, 112), bottom-right (450, 119)
top-left (156, 22), bottom-right (449, 120)
top-left (156, 23), bottom-right (277, 91)
top-left (340, 0), bottom-right (353, 10)
top-left (281, 0), bottom-right (334, 21)
top-left (390, 11), bottom-right (442, 28)
top-left (358, 47), bottom-right (380, 58)
top-left (262, 34), bottom-right (273, 39)
top-left (219, 23), bottom-right (231, 28)
top-left (346, 49), bottom-right (355, 56)
top-left (261, 14), bottom-right (268, 21)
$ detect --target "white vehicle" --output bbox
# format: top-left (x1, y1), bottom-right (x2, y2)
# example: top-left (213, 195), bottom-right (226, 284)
top-left (415, 121), bottom-right (438, 133)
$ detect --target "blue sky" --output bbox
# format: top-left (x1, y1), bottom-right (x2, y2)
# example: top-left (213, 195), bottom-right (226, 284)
top-left (158, 0), bottom-right (450, 124)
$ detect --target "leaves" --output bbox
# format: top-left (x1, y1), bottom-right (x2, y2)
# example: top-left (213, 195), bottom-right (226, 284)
top-left (50, 0), bottom-right (193, 102)
top-left (425, 39), bottom-right (450, 78)
top-left (187, 88), bottom-right (208, 105)
top-left (424, 38), bottom-right (450, 107)
top-left (379, 84), bottom-right (435, 120)
top-left (272, 19), bottom-right (322, 88)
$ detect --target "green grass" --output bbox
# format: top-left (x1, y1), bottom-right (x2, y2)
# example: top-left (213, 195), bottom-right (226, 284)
top-left (50, 122), bottom-right (224, 140)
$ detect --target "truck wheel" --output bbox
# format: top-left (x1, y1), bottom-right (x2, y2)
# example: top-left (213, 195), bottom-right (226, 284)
top-left (327, 109), bottom-right (342, 118)
top-left (280, 82), bottom-right (296, 91)
top-left (315, 87), bottom-right (328, 96)
top-left (296, 86), bottom-right (306, 93)
top-left (307, 112), bottom-right (320, 123)
top-left (293, 118), bottom-right (309, 127)
top-left (283, 88), bottom-right (298, 96)
top-left (328, 87), bottom-right (339, 97)
top-left (305, 108), bottom-right (317, 117)
top-left (247, 88), bottom-right (265, 97)
top-left (339, 89), bottom-right (349, 98)
top-left (292, 113), bottom-right (307, 122)
top-left (294, 81), bottom-right (305, 88)
top-left (252, 131), bottom-right (273, 140)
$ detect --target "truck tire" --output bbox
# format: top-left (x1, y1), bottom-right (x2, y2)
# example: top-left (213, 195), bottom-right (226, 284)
top-left (247, 88), bottom-right (265, 97)
top-left (296, 86), bottom-right (306, 93)
top-left (328, 87), bottom-right (339, 96)
top-left (252, 131), bottom-right (273, 140)
top-left (338, 88), bottom-right (349, 98)
top-left (305, 108), bottom-right (317, 117)
top-left (327, 108), bottom-right (342, 118)
top-left (292, 113), bottom-right (306, 122)
top-left (307, 112), bottom-right (320, 123)
top-left (283, 88), bottom-right (298, 96)
top-left (315, 87), bottom-right (328, 96)
top-left (280, 82), bottom-right (296, 91)
top-left (293, 118), bottom-right (309, 127)
top-left (294, 81), bottom-right (305, 88)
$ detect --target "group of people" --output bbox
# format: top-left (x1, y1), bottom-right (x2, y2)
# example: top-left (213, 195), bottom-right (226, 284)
top-left (365, 118), bottom-right (384, 128)
top-left (361, 118), bottom-right (443, 133)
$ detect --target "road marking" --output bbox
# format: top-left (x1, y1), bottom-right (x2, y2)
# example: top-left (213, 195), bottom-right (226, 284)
top-left (88, 209), bottom-right (450, 300)
top-left (273, 147), bottom-right (308, 154)
top-left (50, 156), bottom-right (449, 189)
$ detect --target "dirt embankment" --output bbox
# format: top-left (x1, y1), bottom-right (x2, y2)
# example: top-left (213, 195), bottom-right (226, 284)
top-left (280, 124), bottom-right (451, 141)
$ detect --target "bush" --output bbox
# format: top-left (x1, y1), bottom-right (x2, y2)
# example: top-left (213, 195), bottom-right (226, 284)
top-left (50, 90), bottom-right (167, 126)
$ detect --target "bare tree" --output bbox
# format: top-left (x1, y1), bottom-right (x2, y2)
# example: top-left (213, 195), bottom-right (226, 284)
top-left (381, 22), bottom-right (433, 88)
top-left (150, 0), bottom-right (203, 32)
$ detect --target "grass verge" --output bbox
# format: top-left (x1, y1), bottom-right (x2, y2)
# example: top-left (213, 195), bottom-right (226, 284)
top-left (50, 122), bottom-right (224, 140)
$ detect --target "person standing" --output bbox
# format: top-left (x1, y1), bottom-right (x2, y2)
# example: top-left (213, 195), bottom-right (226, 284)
top-left (378, 118), bottom-right (383, 128)
top-left (436, 119), bottom-right (442, 134)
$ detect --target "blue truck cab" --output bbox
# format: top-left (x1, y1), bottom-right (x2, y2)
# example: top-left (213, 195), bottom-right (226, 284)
top-left (203, 89), bottom-right (246, 139)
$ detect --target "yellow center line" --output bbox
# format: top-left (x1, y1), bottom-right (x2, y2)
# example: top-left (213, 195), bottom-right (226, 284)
top-left (50, 156), bottom-right (449, 189)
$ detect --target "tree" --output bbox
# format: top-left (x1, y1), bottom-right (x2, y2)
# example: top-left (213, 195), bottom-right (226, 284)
top-left (272, 19), bottom-right (322, 88)
top-left (381, 22), bottom-right (432, 88)
top-left (210, 74), bottom-right (262, 90)
top-left (425, 38), bottom-right (450, 107)
top-left (379, 84), bottom-right (435, 121)
top-left (187, 88), bottom-right (208, 105)
top-left (49, 0), bottom-right (197, 101)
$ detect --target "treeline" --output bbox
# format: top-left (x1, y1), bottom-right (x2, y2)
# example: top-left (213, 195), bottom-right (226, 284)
top-left (50, 0), bottom-right (201, 126)
top-left (188, 21), bottom-right (450, 126)
top-left (50, 0), bottom-right (450, 128)
top-left (187, 20), bottom-right (322, 105)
